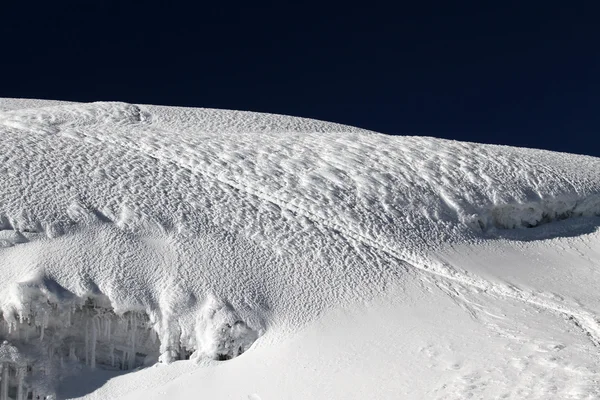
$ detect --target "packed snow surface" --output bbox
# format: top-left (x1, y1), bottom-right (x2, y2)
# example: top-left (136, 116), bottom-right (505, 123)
top-left (0, 98), bottom-right (599, 399)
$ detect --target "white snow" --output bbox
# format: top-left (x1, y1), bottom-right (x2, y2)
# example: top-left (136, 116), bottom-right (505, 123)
top-left (0, 98), bottom-right (599, 399)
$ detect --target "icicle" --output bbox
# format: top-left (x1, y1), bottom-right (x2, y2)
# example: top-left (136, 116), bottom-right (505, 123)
top-left (17, 366), bottom-right (25, 400)
top-left (1, 363), bottom-right (9, 400)
top-left (91, 317), bottom-right (97, 369)
top-left (69, 344), bottom-right (77, 361)
top-left (123, 350), bottom-right (129, 370)
top-left (107, 318), bottom-right (111, 341)
top-left (85, 319), bottom-right (89, 366)
top-left (129, 314), bottom-right (137, 370)
top-left (128, 314), bottom-right (132, 342)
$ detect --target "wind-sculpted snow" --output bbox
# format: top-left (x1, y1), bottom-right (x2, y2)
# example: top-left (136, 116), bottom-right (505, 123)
top-left (0, 98), bottom-right (76, 112)
top-left (0, 99), bottom-right (600, 398)
top-left (2, 102), bottom-right (600, 245)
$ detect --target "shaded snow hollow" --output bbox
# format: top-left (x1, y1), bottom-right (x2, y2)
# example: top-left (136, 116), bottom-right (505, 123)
top-left (0, 99), bottom-right (600, 398)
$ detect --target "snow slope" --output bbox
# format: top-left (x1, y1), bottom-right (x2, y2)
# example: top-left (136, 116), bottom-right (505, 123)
top-left (0, 98), bottom-right (599, 399)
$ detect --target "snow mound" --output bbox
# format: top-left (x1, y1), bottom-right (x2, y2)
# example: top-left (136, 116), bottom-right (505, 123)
top-left (194, 296), bottom-right (260, 361)
top-left (0, 99), bottom-right (600, 398)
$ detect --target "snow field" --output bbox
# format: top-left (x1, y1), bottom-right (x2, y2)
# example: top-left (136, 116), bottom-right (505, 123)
top-left (0, 99), bottom-right (599, 398)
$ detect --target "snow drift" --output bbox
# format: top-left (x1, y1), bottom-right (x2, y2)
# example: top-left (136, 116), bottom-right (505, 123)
top-left (0, 98), bottom-right (599, 399)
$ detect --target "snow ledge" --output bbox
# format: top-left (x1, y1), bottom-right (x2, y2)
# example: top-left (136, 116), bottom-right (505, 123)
top-left (467, 194), bottom-right (600, 231)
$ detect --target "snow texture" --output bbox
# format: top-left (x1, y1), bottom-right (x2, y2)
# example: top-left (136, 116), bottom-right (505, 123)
top-left (0, 98), bottom-right (599, 399)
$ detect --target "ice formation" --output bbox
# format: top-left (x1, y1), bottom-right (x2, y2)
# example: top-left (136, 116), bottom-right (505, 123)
top-left (0, 279), bottom-right (159, 399)
top-left (0, 98), bottom-right (599, 398)
top-left (0, 273), bottom-right (262, 398)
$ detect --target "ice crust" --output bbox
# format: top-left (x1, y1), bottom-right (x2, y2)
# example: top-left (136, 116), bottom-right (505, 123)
top-left (1, 99), bottom-right (600, 397)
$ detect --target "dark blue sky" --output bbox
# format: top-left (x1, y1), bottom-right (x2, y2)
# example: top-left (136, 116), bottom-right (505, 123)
top-left (2, 1), bottom-right (599, 156)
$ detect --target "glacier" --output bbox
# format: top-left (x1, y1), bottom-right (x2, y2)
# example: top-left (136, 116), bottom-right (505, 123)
top-left (0, 98), bottom-right (599, 399)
